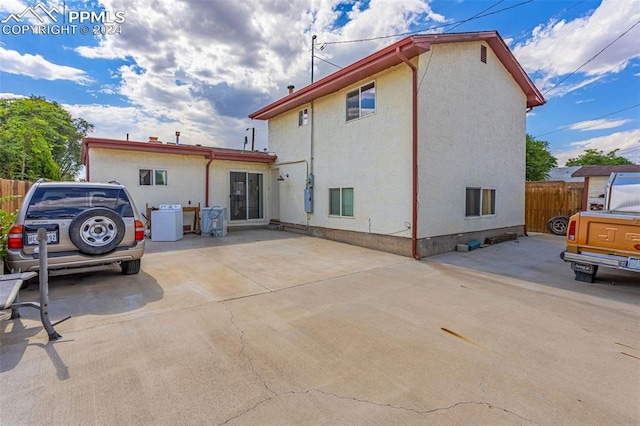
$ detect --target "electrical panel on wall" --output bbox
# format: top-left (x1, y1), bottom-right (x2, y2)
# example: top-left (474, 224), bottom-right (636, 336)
top-left (304, 189), bottom-right (313, 213)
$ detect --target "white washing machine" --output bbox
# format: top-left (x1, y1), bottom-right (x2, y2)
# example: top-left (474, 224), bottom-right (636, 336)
top-left (151, 204), bottom-right (183, 241)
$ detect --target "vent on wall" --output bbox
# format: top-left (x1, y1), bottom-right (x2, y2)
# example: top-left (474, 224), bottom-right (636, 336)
top-left (480, 45), bottom-right (487, 64)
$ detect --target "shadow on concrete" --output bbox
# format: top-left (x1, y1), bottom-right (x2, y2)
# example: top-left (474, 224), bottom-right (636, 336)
top-left (1, 270), bottom-right (162, 373)
top-left (144, 228), bottom-right (302, 254)
top-left (0, 321), bottom-right (70, 377)
top-left (40, 270), bottom-right (164, 317)
top-left (426, 233), bottom-right (640, 306)
top-left (2, 271), bottom-right (162, 335)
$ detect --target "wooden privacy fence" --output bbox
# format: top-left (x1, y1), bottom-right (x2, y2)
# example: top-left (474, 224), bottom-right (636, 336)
top-left (525, 181), bottom-right (584, 233)
top-left (0, 179), bottom-right (33, 213)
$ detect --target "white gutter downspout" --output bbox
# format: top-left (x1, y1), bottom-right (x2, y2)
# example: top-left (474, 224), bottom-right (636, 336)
top-left (395, 46), bottom-right (421, 260)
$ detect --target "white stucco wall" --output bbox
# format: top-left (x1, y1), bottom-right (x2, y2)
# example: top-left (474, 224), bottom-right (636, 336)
top-left (417, 42), bottom-right (527, 238)
top-left (269, 63), bottom-right (414, 236)
top-left (89, 148), bottom-right (207, 216)
top-left (89, 148), bottom-right (271, 226)
top-left (267, 104), bottom-right (313, 226)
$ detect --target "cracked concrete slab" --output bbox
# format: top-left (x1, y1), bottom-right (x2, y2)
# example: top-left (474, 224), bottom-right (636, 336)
top-left (1, 230), bottom-right (638, 425)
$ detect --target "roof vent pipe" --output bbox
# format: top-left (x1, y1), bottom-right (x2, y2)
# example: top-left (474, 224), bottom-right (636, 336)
top-left (287, 84), bottom-right (294, 94)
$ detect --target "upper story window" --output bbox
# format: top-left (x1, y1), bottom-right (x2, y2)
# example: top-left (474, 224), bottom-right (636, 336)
top-left (139, 169), bottom-right (167, 186)
top-left (346, 82), bottom-right (375, 121)
top-left (298, 108), bottom-right (308, 126)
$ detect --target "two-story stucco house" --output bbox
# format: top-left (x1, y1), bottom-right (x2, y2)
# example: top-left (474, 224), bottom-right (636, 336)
top-left (249, 31), bottom-right (545, 258)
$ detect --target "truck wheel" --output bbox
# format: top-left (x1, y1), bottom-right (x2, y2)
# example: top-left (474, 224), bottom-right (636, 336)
top-left (547, 216), bottom-right (569, 235)
top-left (574, 266), bottom-right (598, 283)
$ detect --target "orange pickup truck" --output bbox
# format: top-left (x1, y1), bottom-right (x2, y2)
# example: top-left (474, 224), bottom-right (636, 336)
top-left (561, 172), bottom-right (640, 283)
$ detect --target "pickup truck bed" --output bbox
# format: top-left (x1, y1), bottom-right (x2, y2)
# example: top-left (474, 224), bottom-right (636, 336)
top-left (562, 210), bottom-right (640, 282)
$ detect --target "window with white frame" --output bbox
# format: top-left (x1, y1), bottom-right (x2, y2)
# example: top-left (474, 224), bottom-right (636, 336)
top-left (139, 169), bottom-right (167, 186)
top-left (346, 82), bottom-right (375, 121)
top-left (298, 108), bottom-right (308, 126)
top-left (329, 187), bottom-right (354, 217)
top-left (465, 187), bottom-right (495, 217)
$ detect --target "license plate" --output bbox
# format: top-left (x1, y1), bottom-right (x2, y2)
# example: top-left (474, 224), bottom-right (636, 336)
top-left (26, 230), bottom-right (58, 245)
top-left (628, 257), bottom-right (640, 271)
top-left (571, 262), bottom-right (594, 274)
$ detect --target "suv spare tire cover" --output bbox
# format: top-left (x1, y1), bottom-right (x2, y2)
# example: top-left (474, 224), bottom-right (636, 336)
top-left (69, 207), bottom-right (126, 255)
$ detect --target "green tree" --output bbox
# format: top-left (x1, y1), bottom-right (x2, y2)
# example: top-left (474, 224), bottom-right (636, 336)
top-left (526, 134), bottom-right (558, 181)
top-left (0, 96), bottom-right (93, 181)
top-left (565, 149), bottom-right (634, 166)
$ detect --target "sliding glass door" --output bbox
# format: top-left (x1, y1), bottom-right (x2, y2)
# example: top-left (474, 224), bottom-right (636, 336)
top-left (230, 171), bottom-right (263, 221)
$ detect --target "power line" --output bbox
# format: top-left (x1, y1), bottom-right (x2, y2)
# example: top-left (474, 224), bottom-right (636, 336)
top-left (313, 0), bottom-right (531, 80)
top-left (508, 0), bottom-right (586, 42)
top-left (321, 0), bottom-right (534, 46)
top-left (533, 103), bottom-right (640, 138)
top-left (444, 0), bottom-right (504, 34)
top-left (314, 55), bottom-right (343, 70)
top-left (543, 18), bottom-right (640, 96)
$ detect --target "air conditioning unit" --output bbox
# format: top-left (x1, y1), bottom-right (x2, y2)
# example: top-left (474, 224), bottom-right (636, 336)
top-left (201, 207), bottom-right (227, 237)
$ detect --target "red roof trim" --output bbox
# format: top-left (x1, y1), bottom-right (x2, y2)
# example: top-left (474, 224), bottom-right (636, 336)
top-left (81, 138), bottom-right (276, 164)
top-left (249, 31), bottom-right (544, 120)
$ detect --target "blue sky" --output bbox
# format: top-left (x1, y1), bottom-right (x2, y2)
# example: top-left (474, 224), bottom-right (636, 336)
top-left (1, 0), bottom-right (639, 165)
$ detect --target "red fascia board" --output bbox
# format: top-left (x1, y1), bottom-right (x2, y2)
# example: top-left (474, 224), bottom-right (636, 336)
top-left (82, 137), bottom-right (276, 165)
top-left (482, 35), bottom-right (545, 108)
top-left (212, 150), bottom-right (277, 163)
top-left (249, 37), bottom-right (430, 120)
top-left (82, 138), bottom-right (213, 164)
top-left (249, 32), bottom-right (544, 120)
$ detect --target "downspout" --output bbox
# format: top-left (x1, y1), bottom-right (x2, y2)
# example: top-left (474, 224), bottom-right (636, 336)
top-left (396, 47), bottom-right (420, 260)
top-left (85, 150), bottom-right (91, 182)
top-left (205, 153), bottom-right (214, 207)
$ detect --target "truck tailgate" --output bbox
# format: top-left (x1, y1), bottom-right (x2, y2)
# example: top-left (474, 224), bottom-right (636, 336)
top-left (579, 212), bottom-right (640, 256)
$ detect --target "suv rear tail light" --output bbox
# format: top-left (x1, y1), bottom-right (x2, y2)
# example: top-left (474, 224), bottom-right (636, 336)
top-left (568, 220), bottom-right (576, 241)
top-left (7, 225), bottom-right (24, 249)
top-left (135, 220), bottom-right (145, 241)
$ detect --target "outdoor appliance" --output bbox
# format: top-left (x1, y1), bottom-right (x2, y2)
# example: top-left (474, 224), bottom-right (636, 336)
top-left (201, 206), bottom-right (227, 237)
top-left (151, 204), bottom-right (183, 241)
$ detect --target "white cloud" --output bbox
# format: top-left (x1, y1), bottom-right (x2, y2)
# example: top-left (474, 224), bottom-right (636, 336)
top-left (64, 0), bottom-right (437, 148)
top-left (0, 47), bottom-right (92, 83)
top-left (0, 0), bottom-right (67, 25)
top-left (0, 92), bottom-right (26, 99)
top-left (554, 129), bottom-right (640, 165)
top-left (513, 0), bottom-right (640, 97)
top-left (0, 0), bottom-right (28, 14)
top-left (568, 119), bottom-right (632, 131)
top-left (63, 102), bottom-right (268, 151)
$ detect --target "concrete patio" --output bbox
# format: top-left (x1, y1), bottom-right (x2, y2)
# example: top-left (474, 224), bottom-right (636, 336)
top-left (1, 230), bottom-right (638, 425)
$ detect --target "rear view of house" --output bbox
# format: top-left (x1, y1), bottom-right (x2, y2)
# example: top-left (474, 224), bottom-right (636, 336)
top-left (250, 31), bottom-right (545, 258)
